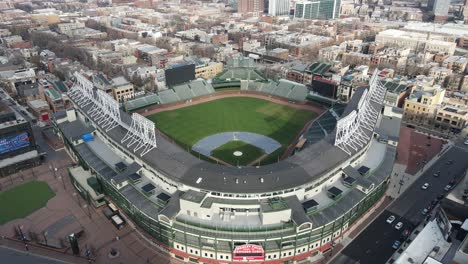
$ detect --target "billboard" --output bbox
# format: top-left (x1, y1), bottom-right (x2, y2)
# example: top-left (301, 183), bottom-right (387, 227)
top-left (165, 64), bottom-right (196, 87)
top-left (0, 132), bottom-right (30, 155)
top-left (233, 244), bottom-right (264, 261)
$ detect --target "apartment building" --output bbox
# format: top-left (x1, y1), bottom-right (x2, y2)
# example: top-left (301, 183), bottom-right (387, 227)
top-left (375, 29), bottom-right (457, 55)
top-left (403, 84), bottom-right (445, 126)
top-left (195, 62), bottom-right (224, 79)
top-left (294, 0), bottom-right (341, 20)
top-left (111, 76), bottom-right (134, 102)
top-left (435, 103), bottom-right (468, 132)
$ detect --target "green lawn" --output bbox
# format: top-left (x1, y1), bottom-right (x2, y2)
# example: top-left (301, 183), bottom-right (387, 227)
top-left (0, 181), bottom-right (55, 225)
top-left (211, 141), bottom-right (264, 166)
top-left (149, 97), bottom-right (316, 165)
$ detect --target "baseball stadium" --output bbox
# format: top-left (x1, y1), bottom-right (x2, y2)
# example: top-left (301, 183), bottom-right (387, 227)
top-left (54, 59), bottom-right (402, 264)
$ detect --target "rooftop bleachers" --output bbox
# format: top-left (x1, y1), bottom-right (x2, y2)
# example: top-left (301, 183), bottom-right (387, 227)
top-left (173, 84), bottom-right (194, 101)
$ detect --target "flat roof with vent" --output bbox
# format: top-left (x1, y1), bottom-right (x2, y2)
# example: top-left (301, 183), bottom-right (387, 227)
top-left (328, 186), bottom-right (343, 197)
top-left (142, 183), bottom-right (156, 193)
top-left (343, 177), bottom-right (356, 186)
top-left (302, 199), bottom-right (319, 211)
top-left (157, 192), bottom-right (171, 202)
top-left (128, 173), bottom-right (141, 182)
top-left (358, 166), bottom-right (370, 175)
top-left (115, 162), bottom-right (127, 172)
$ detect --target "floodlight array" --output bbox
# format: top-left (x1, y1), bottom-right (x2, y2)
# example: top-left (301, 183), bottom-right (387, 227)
top-left (121, 113), bottom-right (157, 157)
top-left (88, 89), bottom-right (121, 131)
top-left (334, 70), bottom-right (387, 155)
top-left (68, 72), bottom-right (94, 108)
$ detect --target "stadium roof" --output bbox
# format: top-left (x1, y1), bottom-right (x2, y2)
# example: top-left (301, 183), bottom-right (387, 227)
top-left (65, 81), bottom-right (384, 194)
top-left (307, 62), bottom-right (333, 76)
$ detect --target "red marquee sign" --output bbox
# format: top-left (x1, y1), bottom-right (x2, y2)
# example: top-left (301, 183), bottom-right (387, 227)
top-left (233, 244), bottom-right (265, 261)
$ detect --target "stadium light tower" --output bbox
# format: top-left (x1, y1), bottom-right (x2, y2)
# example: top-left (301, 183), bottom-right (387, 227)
top-left (121, 113), bottom-right (157, 157)
top-left (334, 70), bottom-right (386, 155)
top-left (68, 72), bottom-right (94, 108)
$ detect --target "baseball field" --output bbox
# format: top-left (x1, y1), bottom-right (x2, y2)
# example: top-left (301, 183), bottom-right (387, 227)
top-left (148, 97), bottom-right (316, 165)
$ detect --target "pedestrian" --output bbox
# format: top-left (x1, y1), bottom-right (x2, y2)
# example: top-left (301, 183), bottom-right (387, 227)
top-left (25, 244), bottom-right (29, 251)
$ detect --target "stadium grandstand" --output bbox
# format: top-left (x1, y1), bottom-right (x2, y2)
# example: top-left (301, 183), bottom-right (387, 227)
top-left (125, 79), bottom-right (215, 111)
top-left (55, 70), bottom-right (402, 264)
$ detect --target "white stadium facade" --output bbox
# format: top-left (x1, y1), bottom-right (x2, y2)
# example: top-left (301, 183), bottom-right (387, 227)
top-left (55, 70), bottom-right (402, 263)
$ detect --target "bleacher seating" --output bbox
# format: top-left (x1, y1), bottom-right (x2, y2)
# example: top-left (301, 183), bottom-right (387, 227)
top-left (173, 84), bottom-right (194, 101)
top-left (190, 80), bottom-right (214, 96)
top-left (125, 94), bottom-right (160, 111)
top-left (288, 85), bottom-right (308, 101)
top-left (158, 89), bottom-right (180, 104)
top-left (273, 81), bottom-right (293, 98)
top-left (125, 79), bottom-right (217, 108)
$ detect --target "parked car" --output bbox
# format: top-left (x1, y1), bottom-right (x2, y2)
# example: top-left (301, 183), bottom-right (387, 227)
top-left (395, 222), bottom-right (404, 230)
top-left (444, 185), bottom-right (452, 191)
top-left (437, 194), bottom-right (444, 200)
top-left (421, 183), bottom-right (430, 190)
top-left (401, 229), bottom-right (411, 239)
top-left (392, 240), bottom-right (402, 249)
top-left (464, 140), bottom-right (468, 145)
top-left (422, 208), bottom-right (429, 215)
top-left (386, 215), bottom-right (396, 224)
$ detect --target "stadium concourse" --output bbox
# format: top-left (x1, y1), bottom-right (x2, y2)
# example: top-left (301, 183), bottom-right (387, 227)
top-left (54, 69), bottom-right (402, 264)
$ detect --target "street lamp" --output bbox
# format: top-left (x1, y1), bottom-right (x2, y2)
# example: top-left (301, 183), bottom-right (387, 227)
top-left (398, 179), bottom-right (404, 194)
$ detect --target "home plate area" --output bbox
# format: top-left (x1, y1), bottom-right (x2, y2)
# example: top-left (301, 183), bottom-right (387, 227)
top-left (192, 132), bottom-right (281, 165)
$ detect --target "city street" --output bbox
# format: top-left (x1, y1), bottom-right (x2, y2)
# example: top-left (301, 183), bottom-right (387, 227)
top-left (332, 140), bottom-right (468, 264)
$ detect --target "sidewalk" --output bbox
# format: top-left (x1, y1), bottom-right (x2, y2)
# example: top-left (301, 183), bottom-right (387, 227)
top-left (387, 141), bottom-right (453, 199)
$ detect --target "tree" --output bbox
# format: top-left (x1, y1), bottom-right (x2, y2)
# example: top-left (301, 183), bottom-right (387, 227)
top-left (155, 37), bottom-right (173, 52)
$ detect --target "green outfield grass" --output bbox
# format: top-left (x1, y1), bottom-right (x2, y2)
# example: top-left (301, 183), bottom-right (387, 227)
top-left (0, 181), bottom-right (55, 224)
top-left (149, 97), bottom-right (316, 165)
top-left (211, 141), bottom-right (264, 166)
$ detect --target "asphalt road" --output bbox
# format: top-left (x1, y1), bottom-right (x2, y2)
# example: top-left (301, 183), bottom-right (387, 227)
top-left (334, 140), bottom-right (468, 264)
